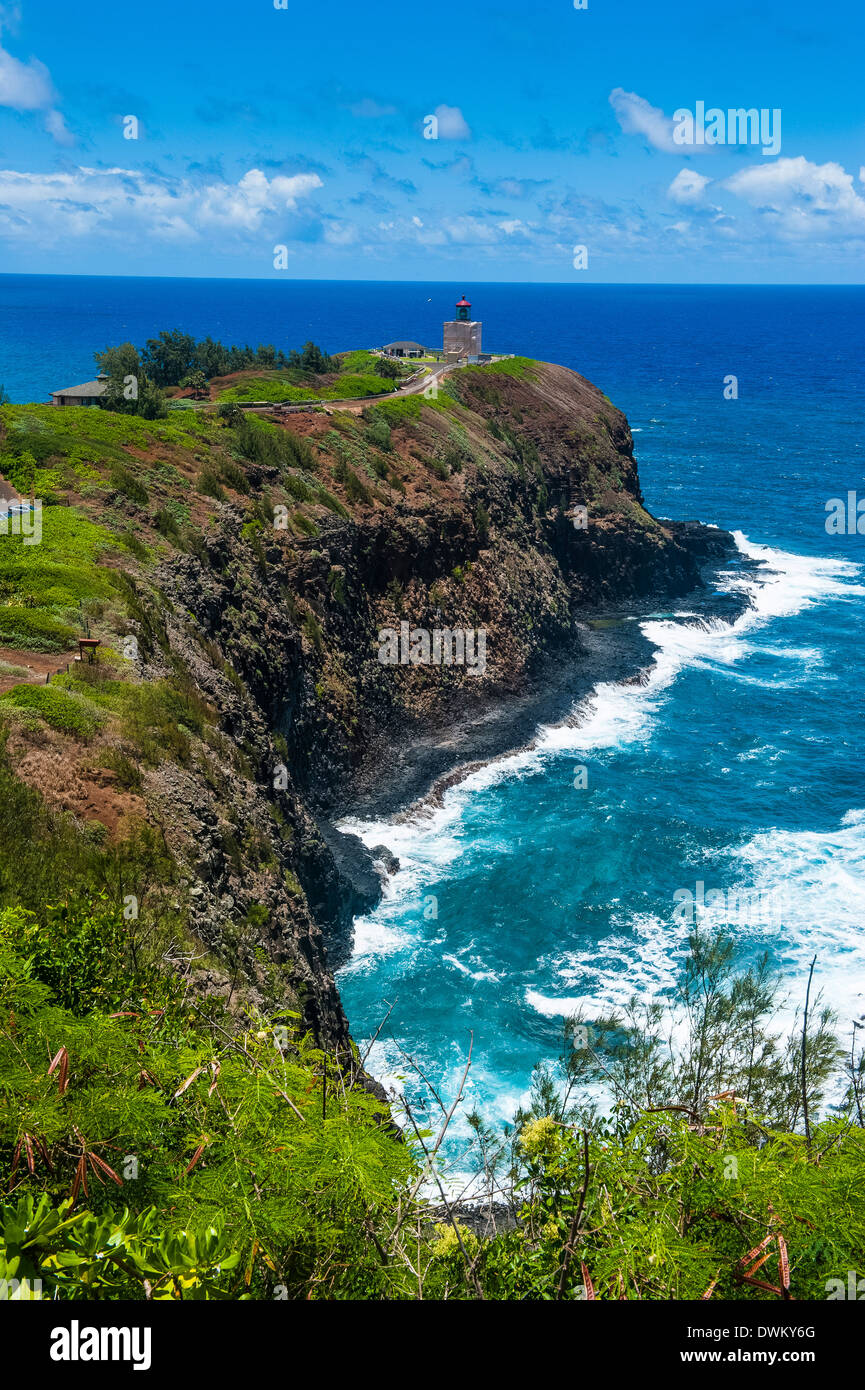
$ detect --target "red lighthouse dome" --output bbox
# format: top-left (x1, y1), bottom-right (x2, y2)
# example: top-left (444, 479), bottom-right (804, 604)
top-left (455, 294), bottom-right (471, 321)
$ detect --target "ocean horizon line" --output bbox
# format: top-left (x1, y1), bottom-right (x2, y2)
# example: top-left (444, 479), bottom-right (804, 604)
top-left (1, 271), bottom-right (864, 288)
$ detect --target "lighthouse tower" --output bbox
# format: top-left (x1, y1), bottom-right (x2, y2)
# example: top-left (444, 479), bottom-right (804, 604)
top-left (443, 295), bottom-right (482, 363)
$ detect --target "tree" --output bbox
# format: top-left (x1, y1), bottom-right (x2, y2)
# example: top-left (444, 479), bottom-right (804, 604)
top-left (181, 370), bottom-right (209, 400)
top-left (95, 342), bottom-right (143, 416)
top-left (289, 341), bottom-right (335, 375)
top-left (217, 403), bottom-right (244, 428)
top-left (140, 329), bottom-right (198, 387)
top-left (374, 357), bottom-right (402, 380)
top-left (135, 380), bottom-right (169, 420)
top-left (95, 342), bottom-right (166, 420)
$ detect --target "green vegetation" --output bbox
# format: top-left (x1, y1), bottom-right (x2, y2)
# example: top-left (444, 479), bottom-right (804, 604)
top-left (0, 607), bottom-right (78, 653)
top-left (2, 852), bottom-right (862, 1301)
top-left (333, 458), bottom-right (372, 505)
top-left (94, 343), bottom-right (167, 420)
top-left (196, 467), bottom-right (226, 502)
top-left (233, 415), bottom-right (317, 472)
top-left (140, 332), bottom-right (337, 387)
top-left (0, 504), bottom-right (118, 651)
top-left (293, 511), bottom-right (319, 537)
top-left (217, 372), bottom-right (393, 404)
top-left (468, 356), bottom-right (540, 382)
top-left (109, 461), bottom-right (150, 505)
top-left (91, 332), bottom-right (377, 412)
top-left (368, 394), bottom-right (423, 427)
top-left (0, 685), bottom-right (101, 739)
top-left (0, 904), bottom-right (412, 1299)
top-left (1, 359), bottom-right (862, 1303)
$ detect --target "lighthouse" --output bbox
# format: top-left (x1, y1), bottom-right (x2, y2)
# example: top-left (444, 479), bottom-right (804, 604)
top-left (443, 294), bottom-right (482, 363)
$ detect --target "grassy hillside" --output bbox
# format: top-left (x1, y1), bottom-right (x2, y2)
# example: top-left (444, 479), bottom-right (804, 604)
top-left (1, 367), bottom-right (862, 1300)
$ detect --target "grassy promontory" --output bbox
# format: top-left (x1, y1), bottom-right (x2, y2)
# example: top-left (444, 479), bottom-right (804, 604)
top-left (0, 357), bottom-right (862, 1299)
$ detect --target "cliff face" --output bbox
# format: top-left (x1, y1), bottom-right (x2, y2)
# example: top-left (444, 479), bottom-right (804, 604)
top-left (159, 361), bottom-right (729, 801)
top-left (0, 358), bottom-right (733, 1049)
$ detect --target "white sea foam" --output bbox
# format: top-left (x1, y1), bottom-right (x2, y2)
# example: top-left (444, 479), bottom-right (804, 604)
top-left (340, 533), bottom-right (865, 1157)
top-left (525, 809), bottom-right (865, 1045)
top-left (339, 534), bottom-right (864, 974)
top-left (725, 809), bottom-right (865, 1027)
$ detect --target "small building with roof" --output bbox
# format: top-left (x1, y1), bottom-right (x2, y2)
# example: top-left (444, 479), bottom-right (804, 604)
top-left (381, 341), bottom-right (427, 358)
top-left (51, 374), bottom-right (109, 407)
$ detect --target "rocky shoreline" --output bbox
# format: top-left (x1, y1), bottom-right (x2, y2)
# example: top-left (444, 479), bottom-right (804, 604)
top-left (324, 532), bottom-right (756, 971)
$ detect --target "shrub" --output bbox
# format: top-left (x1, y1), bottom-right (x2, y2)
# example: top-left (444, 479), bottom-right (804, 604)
top-left (0, 900), bottom-right (127, 1015)
top-left (0, 684), bottom-right (100, 738)
top-left (120, 530), bottom-right (148, 560)
top-left (218, 459), bottom-right (250, 495)
top-left (283, 474), bottom-right (315, 504)
top-left (0, 608), bottom-right (78, 652)
top-left (364, 417), bottom-right (391, 452)
top-left (293, 512), bottom-right (319, 537)
top-left (333, 459), bottom-right (372, 505)
top-left (302, 611), bottom-right (323, 647)
top-left (98, 746), bottom-right (143, 791)
top-left (217, 402), bottom-right (244, 427)
top-left (109, 463), bottom-right (149, 506)
top-left (154, 507), bottom-right (181, 541)
top-left (196, 468), bottom-right (226, 502)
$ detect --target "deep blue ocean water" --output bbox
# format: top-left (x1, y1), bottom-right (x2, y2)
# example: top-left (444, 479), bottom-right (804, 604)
top-left (2, 277), bottom-right (863, 1170)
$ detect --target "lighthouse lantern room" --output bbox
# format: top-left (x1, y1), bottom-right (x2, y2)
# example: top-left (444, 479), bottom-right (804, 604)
top-left (443, 295), bottom-right (482, 362)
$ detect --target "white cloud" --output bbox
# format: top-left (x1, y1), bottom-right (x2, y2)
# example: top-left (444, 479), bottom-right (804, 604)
top-left (609, 88), bottom-right (677, 153)
top-left (668, 169), bottom-right (712, 205)
top-left (323, 218), bottom-right (358, 246)
top-left (0, 18), bottom-right (72, 144)
top-left (0, 41), bottom-right (52, 109)
top-left (0, 165), bottom-right (323, 245)
top-left (724, 156), bottom-right (865, 239)
top-left (43, 107), bottom-right (73, 146)
top-left (197, 169), bottom-right (322, 230)
top-left (431, 104), bottom-right (471, 140)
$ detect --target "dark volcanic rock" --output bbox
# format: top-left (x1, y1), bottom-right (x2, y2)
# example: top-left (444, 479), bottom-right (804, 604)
top-left (370, 844), bottom-right (401, 875)
top-left (143, 359), bottom-right (742, 1049)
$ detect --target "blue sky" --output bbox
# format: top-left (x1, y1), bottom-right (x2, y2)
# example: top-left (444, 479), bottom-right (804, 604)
top-left (0, 0), bottom-right (863, 281)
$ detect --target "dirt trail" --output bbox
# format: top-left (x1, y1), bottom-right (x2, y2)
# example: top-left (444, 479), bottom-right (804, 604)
top-left (0, 647), bottom-right (79, 696)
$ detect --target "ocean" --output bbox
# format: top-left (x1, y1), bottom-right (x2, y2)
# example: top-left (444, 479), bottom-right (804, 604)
top-left (3, 276), bottom-right (863, 1167)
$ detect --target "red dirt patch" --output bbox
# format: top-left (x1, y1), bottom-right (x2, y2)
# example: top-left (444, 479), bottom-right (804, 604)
top-left (9, 735), bottom-right (148, 839)
top-left (0, 647), bottom-right (79, 697)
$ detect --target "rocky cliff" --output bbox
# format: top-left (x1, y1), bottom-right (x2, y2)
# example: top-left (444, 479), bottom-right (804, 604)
top-left (0, 357), bottom-right (734, 1053)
